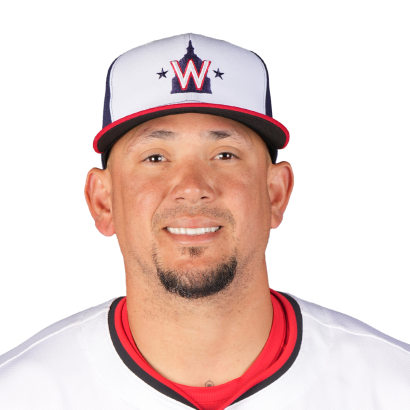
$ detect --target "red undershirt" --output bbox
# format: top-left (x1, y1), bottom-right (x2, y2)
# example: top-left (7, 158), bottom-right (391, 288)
top-left (115, 290), bottom-right (297, 410)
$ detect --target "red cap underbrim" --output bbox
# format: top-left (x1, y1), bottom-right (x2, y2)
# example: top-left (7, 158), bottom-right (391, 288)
top-left (93, 103), bottom-right (289, 160)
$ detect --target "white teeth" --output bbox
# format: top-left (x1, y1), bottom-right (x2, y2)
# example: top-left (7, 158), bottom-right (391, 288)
top-left (166, 226), bottom-right (220, 235)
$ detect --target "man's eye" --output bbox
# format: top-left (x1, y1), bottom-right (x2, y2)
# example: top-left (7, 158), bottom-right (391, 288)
top-left (216, 152), bottom-right (237, 160)
top-left (145, 154), bottom-right (165, 164)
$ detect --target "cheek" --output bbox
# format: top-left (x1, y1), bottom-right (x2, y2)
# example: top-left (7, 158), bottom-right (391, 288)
top-left (112, 172), bottom-right (166, 243)
top-left (132, 178), bottom-right (166, 213)
top-left (220, 170), bottom-right (270, 237)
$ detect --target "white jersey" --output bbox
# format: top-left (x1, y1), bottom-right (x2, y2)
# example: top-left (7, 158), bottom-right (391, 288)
top-left (1, 293), bottom-right (409, 409)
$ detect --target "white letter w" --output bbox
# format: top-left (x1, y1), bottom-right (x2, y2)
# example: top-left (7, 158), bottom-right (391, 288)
top-left (170, 59), bottom-right (211, 90)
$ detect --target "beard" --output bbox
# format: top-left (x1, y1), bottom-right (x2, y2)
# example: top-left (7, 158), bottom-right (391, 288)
top-left (152, 246), bottom-right (238, 299)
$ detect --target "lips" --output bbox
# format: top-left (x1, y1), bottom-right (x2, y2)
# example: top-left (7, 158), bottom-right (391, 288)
top-left (163, 223), bottom-right (223, 244)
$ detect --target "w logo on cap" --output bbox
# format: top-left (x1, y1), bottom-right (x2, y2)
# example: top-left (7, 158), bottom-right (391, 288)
top-left (170, 41), bottom-right (212, 94)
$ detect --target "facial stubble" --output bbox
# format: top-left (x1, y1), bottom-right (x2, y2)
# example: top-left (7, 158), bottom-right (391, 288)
top-left (152, 245), bottom-right (238, 299)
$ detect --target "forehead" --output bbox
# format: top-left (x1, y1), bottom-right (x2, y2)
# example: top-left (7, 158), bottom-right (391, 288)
top-left (121, 113), bottom-right (261, 150)
top-left (106, 113), bottom-right (272, 168)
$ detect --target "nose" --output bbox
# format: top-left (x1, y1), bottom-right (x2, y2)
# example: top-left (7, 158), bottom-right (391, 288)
top-left (170, 160), bottom-right (216, 204)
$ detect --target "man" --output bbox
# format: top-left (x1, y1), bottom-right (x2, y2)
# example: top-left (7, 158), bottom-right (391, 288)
top-left (0, 33), bottom-right (409, 409)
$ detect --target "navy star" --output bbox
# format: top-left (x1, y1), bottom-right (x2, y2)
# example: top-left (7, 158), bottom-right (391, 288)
top-left (213, 68), bottom-right (224, 79)
top-left (156, 68), bottom-right (168, 79)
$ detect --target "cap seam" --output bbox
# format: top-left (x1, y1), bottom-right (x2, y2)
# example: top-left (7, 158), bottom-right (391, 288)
top-left (109, 56), bottom-right (122, 124)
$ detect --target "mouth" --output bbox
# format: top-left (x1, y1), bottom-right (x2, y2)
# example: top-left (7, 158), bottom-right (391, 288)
top-left (166, 226), bottom-right (221, 235)
top-left (163, 226), bottom-right (223, 244)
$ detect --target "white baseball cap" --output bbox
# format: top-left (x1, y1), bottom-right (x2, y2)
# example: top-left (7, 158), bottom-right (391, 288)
top-left (93, 33), bottom-right (289, 167)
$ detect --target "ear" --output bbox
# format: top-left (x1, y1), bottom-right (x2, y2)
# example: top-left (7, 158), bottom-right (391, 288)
top-left (267, 161), bottom-right (294, 229)
top-left (84, 168), bottom-right (115, 236)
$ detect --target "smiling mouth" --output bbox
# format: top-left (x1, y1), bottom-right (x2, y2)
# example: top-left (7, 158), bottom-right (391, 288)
top-left (163, 226), bottom-right (223, 245)
top-left (166, 227), bottom-right (222, 236)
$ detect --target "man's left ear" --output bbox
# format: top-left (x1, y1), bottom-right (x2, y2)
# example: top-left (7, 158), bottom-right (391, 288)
top-left (267, 161), bottom-right (294, 229)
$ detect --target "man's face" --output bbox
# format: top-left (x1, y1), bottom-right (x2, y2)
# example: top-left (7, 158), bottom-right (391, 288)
top-left (101, 113), bottom-right (279, 299)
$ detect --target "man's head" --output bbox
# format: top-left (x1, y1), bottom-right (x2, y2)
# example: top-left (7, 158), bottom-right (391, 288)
top-left (86, 34), bottom-right (293, 300)
top-left (85, 113), bottom-right (293, 299)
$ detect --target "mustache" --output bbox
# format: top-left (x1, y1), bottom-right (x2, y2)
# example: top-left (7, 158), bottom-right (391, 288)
top-left (152, 204), bottom-right (235, 229)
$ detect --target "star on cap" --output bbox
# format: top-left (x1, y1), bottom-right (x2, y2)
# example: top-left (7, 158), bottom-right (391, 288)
top-left (213, 68), bottom-right (224, 79)
top-left (157, 68), bottom-right (168, 79)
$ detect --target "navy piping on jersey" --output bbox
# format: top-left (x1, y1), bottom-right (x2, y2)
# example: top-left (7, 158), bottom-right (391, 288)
top-left (232, 293), bottom-right (303, 404)
top-left (108, 293), bottom-right (303, 409)
top-left (108, 297), bottom-right (197, 409)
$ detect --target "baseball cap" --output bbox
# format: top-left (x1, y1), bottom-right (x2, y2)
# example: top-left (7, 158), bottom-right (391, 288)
top-left (93, 33), bottom-right (289, 168)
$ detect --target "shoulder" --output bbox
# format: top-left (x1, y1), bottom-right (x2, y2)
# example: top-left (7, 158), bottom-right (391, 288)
top-left (292, 293), bottom-right (410, 353)
top-left (0, 299), bottom-right (116, 408)
top-left (288, 294), bottom-right (410, 397)
top-left (0, 299), bottom-right (114, 368)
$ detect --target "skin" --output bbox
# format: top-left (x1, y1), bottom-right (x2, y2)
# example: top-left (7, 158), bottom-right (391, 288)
top-left (85, 113), bottom-right (294, 387)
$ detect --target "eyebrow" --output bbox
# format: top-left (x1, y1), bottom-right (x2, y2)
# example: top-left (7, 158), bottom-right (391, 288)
top-left (125, 127), bottom-right (252, 154)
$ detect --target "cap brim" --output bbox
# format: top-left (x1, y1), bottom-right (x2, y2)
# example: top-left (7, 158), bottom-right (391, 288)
top-left (94, 103), bottom-right (289, 166)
